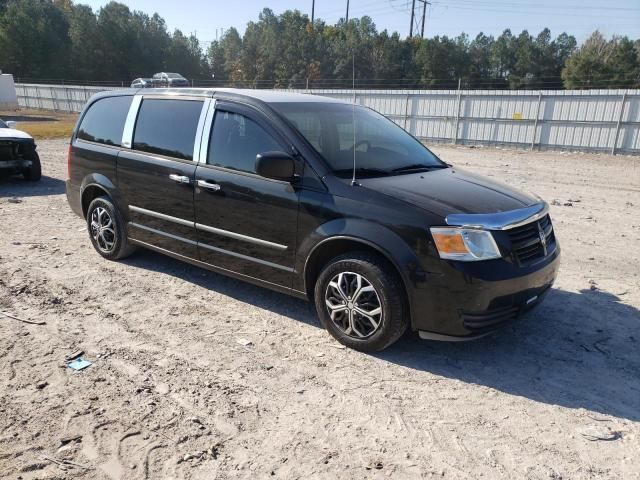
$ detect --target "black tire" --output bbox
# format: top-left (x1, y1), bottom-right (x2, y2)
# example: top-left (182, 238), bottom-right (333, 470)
top-left (86, 196), bottom-right (136, 260)
top-left (314, 252), bottom-right (408, 352)
top-left (23, 152), bottom-right (41, 181)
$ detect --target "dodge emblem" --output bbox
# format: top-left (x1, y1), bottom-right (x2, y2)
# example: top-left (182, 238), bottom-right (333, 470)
top-left (538, 222), bottom-right (548, 256)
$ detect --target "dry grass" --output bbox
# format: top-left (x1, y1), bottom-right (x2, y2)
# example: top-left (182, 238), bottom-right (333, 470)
top-left (17, 120), bottom-right (76, 140)
top-left (1, 108), bottom-right (78, 140)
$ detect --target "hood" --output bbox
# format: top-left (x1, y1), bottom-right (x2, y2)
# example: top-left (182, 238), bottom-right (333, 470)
top-left (0, 128), bottom-right (33, 141)
top-left (357, 167), bottom-right (538, 218)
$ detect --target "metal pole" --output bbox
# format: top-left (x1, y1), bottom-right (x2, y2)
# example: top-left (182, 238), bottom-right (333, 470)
top-left (311, 0), bottom-right (315, 23)
top-left (65, 86), bottom-right (72, 113)
top-left (611, 92), bottom-right (626, 155)
top-left (403, 93), bottom-right (411, 130)
top-left (410, 0), bottom-right (416, 37)
top-left (420, 0), bottom-right (427, 38)
top-left (34, 85), bottom-right (41, 110)
top-left (531, 91), bottom-right (543, 150)
top-left (453, 86), bottom-right (462, 144)
top-left (346, 0), bottom-right (349, 22)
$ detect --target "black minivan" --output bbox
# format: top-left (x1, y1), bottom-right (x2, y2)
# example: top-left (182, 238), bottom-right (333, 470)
top-left (66, 89), bottom-right (560, 351)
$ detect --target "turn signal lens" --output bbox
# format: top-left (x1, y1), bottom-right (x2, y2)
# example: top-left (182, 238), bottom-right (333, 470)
top-left (430, 227), bottom-right (501, 262)
top-left (432, 231), bottom-right (468, 254)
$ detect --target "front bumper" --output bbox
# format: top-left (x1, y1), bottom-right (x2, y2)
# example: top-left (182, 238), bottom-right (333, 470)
top-left (412, 246), bottom-right (560, 339)
top-left (0, 139), bottom-right (36, 173)
top-left (0, 159), bottom-right (32, 169)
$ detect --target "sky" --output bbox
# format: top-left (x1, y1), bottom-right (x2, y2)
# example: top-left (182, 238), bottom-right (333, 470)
top-left (81, 0), bottom-right (640, 48)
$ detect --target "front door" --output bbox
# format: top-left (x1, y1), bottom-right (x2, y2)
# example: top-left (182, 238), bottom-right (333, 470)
top-left (194, 102), bottom-right (300, 287)
top-left (118, 96), bottom-right (207, 258)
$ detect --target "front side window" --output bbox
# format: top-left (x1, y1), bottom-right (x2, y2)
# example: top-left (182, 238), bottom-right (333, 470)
top-left (133, 99), bottom-right (203, 160)
top-left (207, 110), bottom-right (281, 174)
top-left (77, 96), bottom-right (132, 146)
top-left (273, 102), bottom-right (445, 177)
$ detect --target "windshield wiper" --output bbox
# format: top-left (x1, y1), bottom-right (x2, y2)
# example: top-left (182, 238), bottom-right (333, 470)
top-left (391, 163), bottom-right (449, 173)
top-left (333, 167), bottom-right (390, 177)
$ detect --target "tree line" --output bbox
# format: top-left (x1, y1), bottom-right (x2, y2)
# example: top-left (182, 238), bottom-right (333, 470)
top-left (0, 0), bottom-right (638, 89)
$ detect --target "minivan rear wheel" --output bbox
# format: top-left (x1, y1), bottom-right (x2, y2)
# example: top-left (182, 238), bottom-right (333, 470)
top-left (86, 196), bottom-right (136, 260)
top-left (314, 252), bottom-right (408, 352)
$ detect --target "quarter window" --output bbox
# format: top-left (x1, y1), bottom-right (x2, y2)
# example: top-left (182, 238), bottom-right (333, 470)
top-left (133, 99), bottom-right (203, 160)
top-left (208, 110), bottom-right (281, 174)
top-left (77, 96), bottom-right (132, 146)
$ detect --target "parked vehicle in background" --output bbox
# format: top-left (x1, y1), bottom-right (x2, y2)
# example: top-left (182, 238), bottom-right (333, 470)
top-left (151, 72), bottom-right (189, 88)
top-left (65, 89), bottom-right (560, 352)
top-left (0, 118), bottom-right (41, 181)
top-left (130, 77), bottom-right (153, 88)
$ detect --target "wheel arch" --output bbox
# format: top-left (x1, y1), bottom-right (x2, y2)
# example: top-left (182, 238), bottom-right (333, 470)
top-left (80, 174), bottom-right (117, 218)
top-left (303, 235), bottom-right (414, 323)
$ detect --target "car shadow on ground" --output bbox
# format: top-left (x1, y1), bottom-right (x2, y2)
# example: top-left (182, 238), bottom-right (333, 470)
top-left (0, 174), bottom-right (66, 197)
top-left (124, 249), bottom-right (640, 422)
top-left (379, 288), bottom-right (640, 422)
top-left (123, 249), bottom-right (319, 329)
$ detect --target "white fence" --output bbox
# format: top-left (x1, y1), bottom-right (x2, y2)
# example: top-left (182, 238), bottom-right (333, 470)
top-left (16, 83), bottom-right (117, 113)
top-left (15, 83), bottom-right (640, 155)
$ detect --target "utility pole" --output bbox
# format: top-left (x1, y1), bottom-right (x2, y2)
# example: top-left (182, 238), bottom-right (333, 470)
top-left (410, 0), bottom-right (416, 37)
top-left (346, 0), bottom-right (349, 22)
top-left (409, 0), bottom-right (430, 38)
top-left (311, 0), bottom-right (315, 24)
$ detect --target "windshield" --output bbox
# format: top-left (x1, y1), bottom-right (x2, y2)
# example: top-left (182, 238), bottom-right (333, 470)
top-left (273, 102), bottom-right (445, 177)
top-left (167, 73), bottom-right (184, 79)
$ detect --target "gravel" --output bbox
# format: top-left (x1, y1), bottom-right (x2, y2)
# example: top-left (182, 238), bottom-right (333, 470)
top-left (1, 139), bottom-right (639, 479)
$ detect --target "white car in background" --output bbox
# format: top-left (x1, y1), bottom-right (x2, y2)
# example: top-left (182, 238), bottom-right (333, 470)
top-left (0, 119), bottom-right (41, 181)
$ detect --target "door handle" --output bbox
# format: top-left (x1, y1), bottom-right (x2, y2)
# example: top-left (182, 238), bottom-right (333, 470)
top-left (169, 174), bottom-right (190, 184)
top-left (197, 180), bottom-right (221, 192)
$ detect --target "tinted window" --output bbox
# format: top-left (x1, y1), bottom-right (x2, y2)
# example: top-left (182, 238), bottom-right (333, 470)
top-left (133, 99), bottom-right (203, 160)
top-left (208, 110), bottom-right (281, 173)
top-left (77, 96), bottom-right (132, 146)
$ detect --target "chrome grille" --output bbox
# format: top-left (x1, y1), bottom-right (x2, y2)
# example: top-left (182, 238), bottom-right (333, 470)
top-left (507, 214), bottom-right (555, 265)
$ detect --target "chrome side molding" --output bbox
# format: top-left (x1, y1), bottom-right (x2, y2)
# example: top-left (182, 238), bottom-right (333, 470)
top-left (127, 222), bottom-right (292, 272)
top-left (445, 202), bottom-right (549, 231)
top-left (195, 223), bottom-right (287, 250)
top-left (129, 205), bottom-right (194, 227)
top-left (128, 205), bottom-right (288, 250)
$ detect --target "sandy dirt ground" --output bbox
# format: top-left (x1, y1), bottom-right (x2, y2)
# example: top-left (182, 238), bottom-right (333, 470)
top-left (1, 139), bottom-right (639, 480)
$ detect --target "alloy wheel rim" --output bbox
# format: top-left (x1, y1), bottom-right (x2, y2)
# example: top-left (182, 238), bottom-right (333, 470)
top-left (324, 271), bottom-right (383, 339)
top-left (90, 206), bottom-right (116, 253)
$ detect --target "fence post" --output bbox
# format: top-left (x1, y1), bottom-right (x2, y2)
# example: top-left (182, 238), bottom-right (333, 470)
top-left (530, 90), bottom-right (543, 150)
top-left (52, 87), bottom-right (59, 112)
top-left (403, 93), bottom-right (410, 131)
top-left (453, 88), bottom-right (462, 144)
top-left (611, 92), bottom-right (627, 155)
top-left (34, 85), bottom-right (41, 110)
top-left (65, 85), bottom-right (72, 113)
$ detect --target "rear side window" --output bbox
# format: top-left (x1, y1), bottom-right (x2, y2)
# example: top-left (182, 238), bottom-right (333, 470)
top-left (208, 110), bottom-right (281, 173)
top-left (133, 99), bottom-right (203, 160)
top-left (77, 96), bottom-right (132, 146)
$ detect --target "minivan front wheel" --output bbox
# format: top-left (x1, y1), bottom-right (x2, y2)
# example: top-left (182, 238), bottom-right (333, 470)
top-left (86, 196), bottom-right (135, 260)
top-left (314, 252), bottom-right (408, 352)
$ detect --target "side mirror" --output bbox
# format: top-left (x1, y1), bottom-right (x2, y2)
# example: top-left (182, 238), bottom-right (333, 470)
top-left (255, 151), bottom-right (296, 182)
top-left (6, 121), bottom-right (16, 129)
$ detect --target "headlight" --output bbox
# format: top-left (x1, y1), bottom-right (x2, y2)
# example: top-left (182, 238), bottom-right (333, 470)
top-left (430, 227), bottom-right (501, 261)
